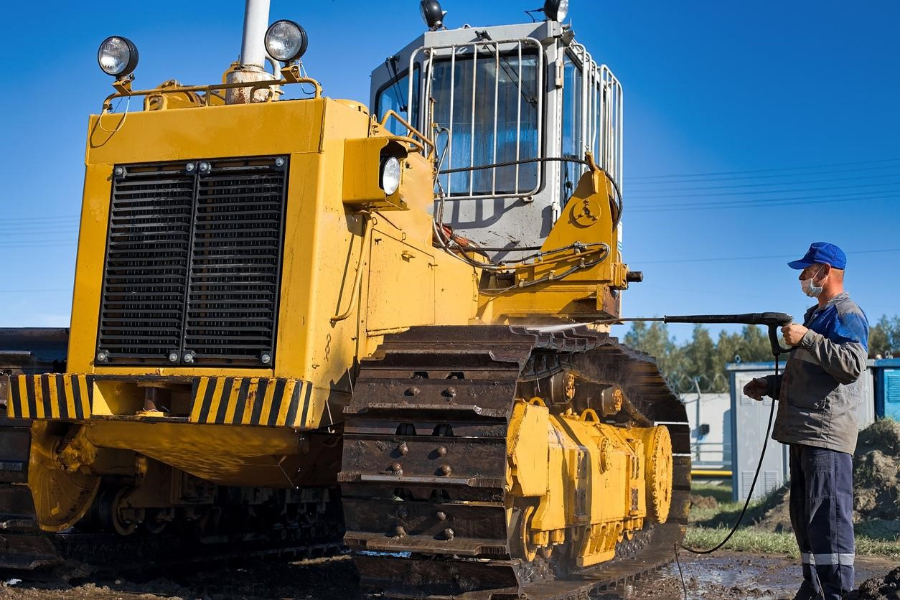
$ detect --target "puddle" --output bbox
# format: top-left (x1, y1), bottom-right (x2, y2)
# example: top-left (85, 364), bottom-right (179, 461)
top-left (620, 552), bottom-right (899, 599)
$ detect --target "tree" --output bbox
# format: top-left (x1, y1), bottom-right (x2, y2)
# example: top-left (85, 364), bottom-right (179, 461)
top-left (869, 315), bottom-right (900, 358)
top-left (623, 321), bottom-right (682, 375)
top-left (625, 316), bottom-right (900, 392)
top-left (682, 325), bottom-right (717, 387)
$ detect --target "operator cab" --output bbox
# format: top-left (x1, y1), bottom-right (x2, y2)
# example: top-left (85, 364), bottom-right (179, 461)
top-left (370, 1), bottom-right (622, 261)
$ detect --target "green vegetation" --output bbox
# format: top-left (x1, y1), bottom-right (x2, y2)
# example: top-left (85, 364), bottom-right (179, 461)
top-left (869, 315), bottom-right (900, 357)
top-left (686, 482), bottom-right (900, 559)
top-left (684, 527), bottom-right (801, 557)
top-left (624, 316), bottom-right (900, 393)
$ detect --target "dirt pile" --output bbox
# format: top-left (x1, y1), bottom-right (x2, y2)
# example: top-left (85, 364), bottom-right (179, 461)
top-left (695, 420), bottom-right (900, 535)
top-left (690, 494), bottom-right (719, 510)
top-left (845, 566), bottom-right (900, 600)
top-left (853, 419), bottom-right (900, 521)
top-left (749, 484), bottom-right (792, 532)
top-left (754, 419), bottom-right (900, 532)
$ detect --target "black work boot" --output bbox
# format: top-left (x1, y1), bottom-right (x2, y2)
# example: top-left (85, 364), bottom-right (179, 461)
top-left (791, 580), bottom-right (822, 600)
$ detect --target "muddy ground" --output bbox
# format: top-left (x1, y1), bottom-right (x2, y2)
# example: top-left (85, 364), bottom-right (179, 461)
top-left (3, 421), bottom-right (896, 598)
top-left (1, 551), bottom-right (898, 600)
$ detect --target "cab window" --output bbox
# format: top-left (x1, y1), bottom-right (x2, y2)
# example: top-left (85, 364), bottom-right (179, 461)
top-left (375, 64), bottom-right (420, 137)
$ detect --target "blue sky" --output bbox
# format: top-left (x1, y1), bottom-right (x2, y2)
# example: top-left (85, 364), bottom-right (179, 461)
top-left (1, 1), bottom-right (898, 342)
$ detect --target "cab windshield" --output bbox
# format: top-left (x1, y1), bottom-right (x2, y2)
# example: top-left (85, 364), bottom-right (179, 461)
top-left (429, 45), bottom-right (540, 198)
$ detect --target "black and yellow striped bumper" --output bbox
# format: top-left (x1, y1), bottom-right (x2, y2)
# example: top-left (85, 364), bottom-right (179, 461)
top-left (3, 375), bottom-right (312, 428)
top-left (189, 377), bottom-right (313, 427)
top-left (5, 374), bottom-right (93, 420)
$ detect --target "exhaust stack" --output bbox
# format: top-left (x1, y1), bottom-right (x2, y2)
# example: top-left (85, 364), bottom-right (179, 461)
top-left (240, 0), bottom-right (270, 69)
top-left (227, 0), bottom-right (276, 104)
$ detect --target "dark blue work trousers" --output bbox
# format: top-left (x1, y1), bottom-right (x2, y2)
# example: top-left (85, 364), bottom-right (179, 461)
top-left (789, 444), bottom-right (855, 600)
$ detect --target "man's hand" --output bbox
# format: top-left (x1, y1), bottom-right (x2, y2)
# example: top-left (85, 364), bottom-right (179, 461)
top-left (782, 323), bottom-right (809, 346)
top-left (743, 377), bottom-right (768, 401)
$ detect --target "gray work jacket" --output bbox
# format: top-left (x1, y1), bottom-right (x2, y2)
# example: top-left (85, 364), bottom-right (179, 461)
top-left (765, 292), bottom-right (869, 455)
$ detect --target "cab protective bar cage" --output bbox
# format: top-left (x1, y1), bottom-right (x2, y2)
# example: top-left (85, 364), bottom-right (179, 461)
top-left (568, 42), bottom-right (623, 194)
top-left (410, 37), bottom-right (545, 200)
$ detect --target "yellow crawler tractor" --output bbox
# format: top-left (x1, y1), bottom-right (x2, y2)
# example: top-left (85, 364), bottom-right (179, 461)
top-left (0, 1), bottom-right (690, 596)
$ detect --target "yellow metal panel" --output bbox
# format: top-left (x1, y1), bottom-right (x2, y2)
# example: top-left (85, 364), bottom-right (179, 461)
top-left (507, 400), bottom-right (550, 497)
top-left (85, 421), bottom-right (302, 488)
top-left (205, 378), bottom-right (227, 425)
top-left (258, 378), bottom-right (278, 425)
top-left (87, 100), bottom-right (326, 165)
top-left (342, 137), bottom-right (407, 210)
top-left (223, 377), bottom-right (243, 424)
top-left (47, 377), bottom-right (60, 419)
top-left (477, 169), bottom-right (628, 322)
top-left (33, 377), bottom-right (45, 419)
top-left (242, 379), bottom-right (260, 425)
top-left (366, 231), bottom-right (435, 332)
top-left (7, 376), bottom-right (17, 418)
top-left (17, 376), bottom-right (29, 418)
top-left (190, 378), bottom-right (210, 422)
top-left (78, 377), bottom-right (91, 417)
top-left (274, 380), bottom-right (297, 427)
top-left (92, 367), bottom-right (274, 378)
top-left (63, 376), bottom-right (77, 418)
top-left (67, 163), bottom-right (112, 373)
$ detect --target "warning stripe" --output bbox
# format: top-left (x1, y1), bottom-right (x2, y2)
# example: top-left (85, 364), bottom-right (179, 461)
top-left (1, 374), bottom-right (311, 428)
top-left (189, 377), bottom-right (312, 427)
top-left (4, 374), bottom-right (93, 421)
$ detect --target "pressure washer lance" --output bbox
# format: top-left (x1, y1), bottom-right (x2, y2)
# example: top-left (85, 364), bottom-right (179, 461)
top-left (613, 312), bottom-right (794, 358)
top-left (610, 313), bottom-right (794, 558)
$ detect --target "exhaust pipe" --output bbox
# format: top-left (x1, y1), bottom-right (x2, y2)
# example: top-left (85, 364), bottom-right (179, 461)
top-left (240, 0), bottom-right (270, 69)
top-left (227, 0), bottom-right (276, 104)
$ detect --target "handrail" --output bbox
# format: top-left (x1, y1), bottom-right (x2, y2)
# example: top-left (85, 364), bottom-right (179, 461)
top-left (101, 74), bottom-right (322, 113)
top-left (379, 109), bottom-right (434, 157)
top-left (331, 213), bottom-right (374, 323)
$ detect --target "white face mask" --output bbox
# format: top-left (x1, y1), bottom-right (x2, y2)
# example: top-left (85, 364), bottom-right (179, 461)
top-left (801, 268), bottom-right (825, 297)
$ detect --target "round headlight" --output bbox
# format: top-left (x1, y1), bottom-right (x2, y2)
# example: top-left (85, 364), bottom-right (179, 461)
top-left (98, 36), bottom-right (139, 78)
top-left (265, 20), bottom-right (308, 63)
top-left (420, 0), bottom-right (445, 30)
top-left (543, 0), bottom-right (569, 22)
top-left (380, 157), bottom-right (402, 196)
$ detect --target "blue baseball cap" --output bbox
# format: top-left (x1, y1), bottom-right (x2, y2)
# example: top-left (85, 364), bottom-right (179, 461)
top-left (788, 242), bottom-right (846, 270)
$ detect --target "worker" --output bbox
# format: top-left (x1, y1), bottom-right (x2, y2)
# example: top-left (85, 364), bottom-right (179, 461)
top-left (743, 242), bottom-right (868, 600)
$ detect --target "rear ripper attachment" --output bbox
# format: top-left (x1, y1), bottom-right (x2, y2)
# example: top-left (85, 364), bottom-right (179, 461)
top-left (339, 326), bottom-right (691, 599)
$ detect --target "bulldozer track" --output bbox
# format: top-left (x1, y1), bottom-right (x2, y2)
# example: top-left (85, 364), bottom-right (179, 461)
top-left (339, 325), bottom-right (691, 599)
top-left (0, 455), bottom-right (345, 576)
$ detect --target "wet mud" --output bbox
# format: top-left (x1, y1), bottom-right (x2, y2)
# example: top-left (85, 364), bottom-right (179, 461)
top-left (1, 551), bottom-right (897, 599)
top-left (614, 552), bottom-right (899, 599)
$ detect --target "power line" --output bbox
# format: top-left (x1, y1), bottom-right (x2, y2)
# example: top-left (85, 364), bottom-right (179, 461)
top-left (628, 157), bottom-right (900, 181)
top-left (627, 180), bottom-right (900, 200)
top-left (628, 163), bottom-right (900, 186)
top-left (630, 248), bottom-right (900, 265)
top-left (0, 288), bottom-right (70, 294)
top-left (3, 215), bottom-right (79, 222)
top-left (0, 242), bottom-right (77, 249)
top-left (629, 191), bottom-right (896, 212)
top-left (625, 171), bottom-right (900, 194)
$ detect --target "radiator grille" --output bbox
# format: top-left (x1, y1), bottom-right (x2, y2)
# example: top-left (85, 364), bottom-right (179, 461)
top-left (97, 157), bottom-right (288, 367)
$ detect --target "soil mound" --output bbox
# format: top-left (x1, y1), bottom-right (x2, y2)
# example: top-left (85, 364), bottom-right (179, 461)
top-left (845, 566), bottom-right (900, 600)
top-left (696, 420), bottom-right (900, 534)
top-left (755, 419), bottom-right (900, 530)
top-left (853, 419), bottom-right (900, 522)
top-left (749, 485), bottom-right (791, 532)
top-left (690, 494), bottom-right (719, 510)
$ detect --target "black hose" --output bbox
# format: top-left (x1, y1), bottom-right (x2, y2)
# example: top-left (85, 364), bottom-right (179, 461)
top-left (680, 355), bottom-right (781, 554)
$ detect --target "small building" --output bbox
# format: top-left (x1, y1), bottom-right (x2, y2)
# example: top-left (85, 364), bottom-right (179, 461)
top-left (726, 361), bottom-right (875, 502)
top-left (681, 392), bottom-right (731, 474)
top-left (870, 358), bottom-right (900, 420)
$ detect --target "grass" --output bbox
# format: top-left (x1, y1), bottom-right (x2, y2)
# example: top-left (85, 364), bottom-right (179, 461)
top-left (686, 482), bottom-right (900, 559)
top-left (684, 526), bottom-right (801, 557)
